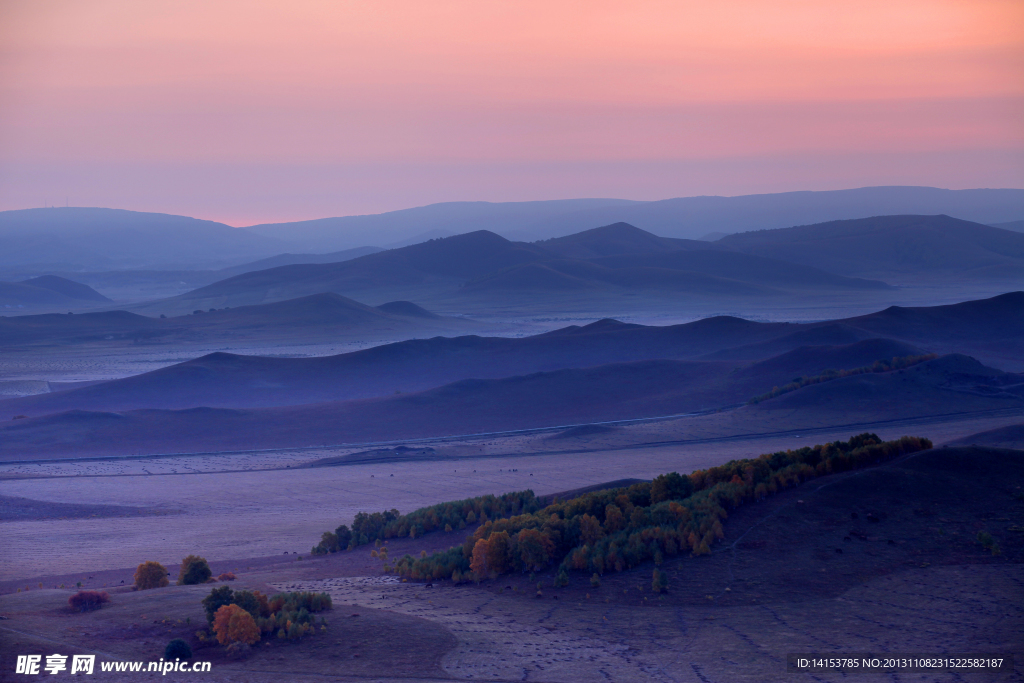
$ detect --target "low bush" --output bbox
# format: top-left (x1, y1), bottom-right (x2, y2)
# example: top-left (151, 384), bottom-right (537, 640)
top-left (164, 639), bottom-right (192, 660)
top-left (68, 591), bottom-right (109, 612)
top-left (217, 572), bottom-right (236, 581)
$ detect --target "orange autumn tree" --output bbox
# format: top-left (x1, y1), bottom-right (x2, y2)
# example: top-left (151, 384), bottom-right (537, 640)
top-left (470, 538), bottom-right (489, 579)
top-left (213, 604), bottom-right (260, 645)
top-left (133, 561), bottom-right (169, 590)
top-left (517, 528), bottom-right (554, 571)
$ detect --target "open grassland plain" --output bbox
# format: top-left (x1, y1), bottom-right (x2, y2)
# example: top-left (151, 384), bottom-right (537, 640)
top-left (0, 413), bottom-right (1020, 580)
top-left (0, 444), bottom-right (1020, 682)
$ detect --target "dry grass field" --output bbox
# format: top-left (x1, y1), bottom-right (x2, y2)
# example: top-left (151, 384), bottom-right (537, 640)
top-left (1, 444), bottom-right (1020, 682)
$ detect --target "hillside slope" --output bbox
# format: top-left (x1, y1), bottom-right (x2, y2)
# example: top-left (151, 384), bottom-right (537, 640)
top-left (717, 215), bottom-right (1024, 281)
top-left (1, 353), bottom-right (1018, 460)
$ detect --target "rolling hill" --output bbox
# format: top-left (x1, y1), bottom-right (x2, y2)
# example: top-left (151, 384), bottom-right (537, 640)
top-left (242, 187), bottom-right (1024, 249)
top-left (0, 305), bottom-right (970, 421)
top-left (0, 207), bottom-right (285, 270)
top-left (158, 222), bottom-right (891, 310)
top-left (1, 351), bottom-right (1018, 460)
top-left (0, 292), bottom-right (461, 348)
top-left (156, 230), bottom-right (552, 310)
top-left (3, 292), bottom-right (1019, 418)
top-left (0, 275), bottom-right (111, 309)
top-left (717, 215), bottom-right (1024, 281)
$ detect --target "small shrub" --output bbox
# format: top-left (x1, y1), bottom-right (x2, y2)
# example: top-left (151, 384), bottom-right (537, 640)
top-left (976, 531), bottom-right (1002, 556)
top-left (213, 604), bottom-right (260, 645)
top-left (225, 641), bottom-right (251, 660)
top-left (178, 555), bottom-right (212, 585)
top-left (590, 573), bottom-right (601, 588)
top-left (164, 638), bottom-right (192, 660)
top-left (554, 569), bottom-right (569, 588)
top-left (68, 591), bottom-right (109, 612)
top-left (134, 561), bottom-right (169, 590)
top-left (652, 569), bottom-right (668, 593)
top-left (217, 572), bottom-right (236, 581)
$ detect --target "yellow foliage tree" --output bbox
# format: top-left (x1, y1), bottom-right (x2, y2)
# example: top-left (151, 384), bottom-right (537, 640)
top-left (213, 604), bottom-right (260, 645)
top-left (133, 561), bottom-right (169, 590)
top-left (603, 505), bottom-right (625, 533)
top-left (580, 514), bottom-right (604, 545)
top-left (470, 538), bottom-right (489, 578)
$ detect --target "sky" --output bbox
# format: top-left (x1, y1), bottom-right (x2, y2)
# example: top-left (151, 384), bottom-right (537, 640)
top-left (1, 0), bottom-right (1022, 226)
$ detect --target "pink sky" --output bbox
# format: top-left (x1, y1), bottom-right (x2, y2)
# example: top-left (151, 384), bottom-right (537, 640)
top-left (1, 0), bottom-right (1022, 225)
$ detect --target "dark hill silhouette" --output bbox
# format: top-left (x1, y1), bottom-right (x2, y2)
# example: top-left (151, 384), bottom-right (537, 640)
top-left (198, 292), bottom-right (401, 326)
top-left (166, 230), bottom-right (553, 309)
top-left (0, 310), bottom-right (159, 344)
top-left (0, 318), bottom-right (935, 421)
top-left (747, 354), bottom-right (1023, 420)
top-left (164, 222), bottom-right (894, 309)
top-left (1, 292), bottom-right (1017, 419)
top-left (733, 338), bottom-right (925, 380)
top-left (0, 293), bottom-right (458, 347)
top-left (213, 246), bottom-right (384, 277)
top-left (1, 352), bottom-right (1018, 460)
top-left (375, 301), bottom-right (441, 318)
top-left (837, 291), bottom-right (1024, 368)
top-left (717, 215), bottom-right (1024, 280)
top-left (0, 316), bottom-right (789, 416)
top-left (19, 276), bottom-right (111, 302)
top-left (989, 219), bottom-right (1024, 233)
top-left (845, 291), bottom-right (1024, 341)
top-left (1, 277), bottom-right (113, 308)
top-left (536, 222), bottom-right (712, 259)
top-left (950, 423), bottom-right (1024, 449)
top-left (699, 292), bottom-right (1024, 369)
top-left (700, 323), bottom-right (873, 361)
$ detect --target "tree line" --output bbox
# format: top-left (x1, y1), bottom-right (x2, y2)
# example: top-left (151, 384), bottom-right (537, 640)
top-left (748, 354), bottom-right (937, 404)
top-left (313, 434), bottom-right (932, 584)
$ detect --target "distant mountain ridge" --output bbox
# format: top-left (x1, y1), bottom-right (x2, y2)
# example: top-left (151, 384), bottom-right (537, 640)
top-left (0, 207), bottom-right (286, 270)
top-left (155, 223), bottom-right (892, 311)
top-left (718, 214), bottom-right (1024, 281)
top-left (243, 187), bottom-right (1024, 250)
top-left (3, 187), bottom-right (1021, 272)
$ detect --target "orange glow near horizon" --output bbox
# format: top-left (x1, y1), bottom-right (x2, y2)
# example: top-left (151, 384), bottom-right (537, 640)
top-left (1, 0), bottom-right (1022, 224)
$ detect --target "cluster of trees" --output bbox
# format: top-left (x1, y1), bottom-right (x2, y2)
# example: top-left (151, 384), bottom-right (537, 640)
top-left (133, 555), bottom-right (215, 590)
top-left (201, 587), bottom-right (332, 647)
top-left (749, 354), bottom-right (937, 404)
top-left (312, 491), bottom-right (542, 555)
top-left (68, 590), bottom-right (109, 612)
top-left (383, 434), bottom-right (931, 583)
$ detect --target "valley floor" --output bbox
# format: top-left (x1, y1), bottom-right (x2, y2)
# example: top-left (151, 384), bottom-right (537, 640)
top-left (1, 443), bottom-right (1020, 683)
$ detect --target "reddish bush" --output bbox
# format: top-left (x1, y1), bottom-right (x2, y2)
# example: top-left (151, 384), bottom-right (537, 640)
top-left (217, 572), bottom-right (236, 581)
top-left (68, 591), bottom-right (110, 612)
